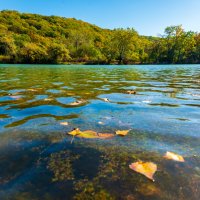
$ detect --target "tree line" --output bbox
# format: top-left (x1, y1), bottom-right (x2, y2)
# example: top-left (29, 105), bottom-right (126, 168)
top-left (0, 10), bottom-right (199, 64)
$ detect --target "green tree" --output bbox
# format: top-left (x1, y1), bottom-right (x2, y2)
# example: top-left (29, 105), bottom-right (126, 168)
top-left (0, 10), bottom-right (199, 64)
top-left (18, 43), bottom-right (47, 63)
top-left (0, 35), bottom-right (16, 56)
top-left (48, 43), bottom-right (71, 63)
top-left (109, 28), bottom-right (139, 64)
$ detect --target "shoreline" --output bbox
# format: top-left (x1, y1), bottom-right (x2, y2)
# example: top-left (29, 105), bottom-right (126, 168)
top-left (0, 62), bottom-right (199, 66)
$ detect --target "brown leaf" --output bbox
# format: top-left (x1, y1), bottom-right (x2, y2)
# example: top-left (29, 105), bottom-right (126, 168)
top-left (115, 130), bottom-right (130, 136)
top-left (129, 161), bottom-right (157, 181)
top-left (164, 151), bottom-right (185, 162)
top-left (96, 132), bottom-right (115, 139)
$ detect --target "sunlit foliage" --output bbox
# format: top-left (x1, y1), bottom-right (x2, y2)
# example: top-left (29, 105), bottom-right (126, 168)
top-left (0, 10), bottom-right (199, 64)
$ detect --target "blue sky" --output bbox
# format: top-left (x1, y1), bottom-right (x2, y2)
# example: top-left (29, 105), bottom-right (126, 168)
top-left (0, 0), bottom-right (199, 36)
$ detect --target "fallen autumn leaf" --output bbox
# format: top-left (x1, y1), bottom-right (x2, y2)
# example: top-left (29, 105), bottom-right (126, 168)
top-left (115, 130), bottom-right (130, 136)
top-left (164, 151), bottom-right (185, 162)
top-left (68, 128), bottom-right (114, 139)
top-left (129, 161), bottom-right (157, 181)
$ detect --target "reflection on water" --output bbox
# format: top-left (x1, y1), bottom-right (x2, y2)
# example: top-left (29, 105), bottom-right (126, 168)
top-left (0, 64), bottom-right (200, 199)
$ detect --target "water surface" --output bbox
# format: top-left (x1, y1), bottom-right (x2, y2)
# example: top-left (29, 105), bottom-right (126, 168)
top-left (0, 64), bottom-right (200, 200)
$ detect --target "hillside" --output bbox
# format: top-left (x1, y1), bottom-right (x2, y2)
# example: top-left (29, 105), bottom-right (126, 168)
top-left (0, 10), bottom-right (199, 64)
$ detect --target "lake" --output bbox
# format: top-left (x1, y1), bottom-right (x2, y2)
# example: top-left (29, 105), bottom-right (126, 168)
top-left (0, 64), bottom-right (200, 200)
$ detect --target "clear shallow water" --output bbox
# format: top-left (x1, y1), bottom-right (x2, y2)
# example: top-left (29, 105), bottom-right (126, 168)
top-left (0, 64), bottom-right (200, 200)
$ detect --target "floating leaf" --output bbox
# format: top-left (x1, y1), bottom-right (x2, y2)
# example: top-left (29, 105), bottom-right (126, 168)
top-left (10, 96), bottom-right (21, 100)
top-left (68, 128), bottom-right (81, 136)
top-left (95, 132), bottom-right (115, 139)
top-left (27, 88), bottom-right (41, 92)
top-left (60, 122), bottom-right (69, 126)
top-left (142, 100), bottom-right (152, 103)
top-left (104, 116), bottom-right (112, 120)
top-left (129, 161), bottom-right (157, 181)
top-left (115, 130), bottom-right (130, 136)
top-left (66, 92), bottom-right (75, 96)
top-left (44, 98), bottom-right (53, 101)
top-left (126, 90), bottom-right (137, 94)
top-left (164, 151), bottom-right (185, 162)
top-left (68, 128), bottom-right (114, 139)
top-left (69, 100), bottom-right (86, 106)
top-left (79, 130), bottom-right (99, 139)
top-left (102, 98), bottom-right (110, 102)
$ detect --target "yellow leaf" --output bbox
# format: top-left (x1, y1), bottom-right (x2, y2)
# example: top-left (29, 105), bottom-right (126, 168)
top-left (164, 151), bottom-right (185, 162)
top-left (79, 130), bottom-right (99, 138)
top-left (129, 161), bottom-right (157, 181)
top-left (66, 92), bottom-right (75, 96)
top-left (44, 98), bottom-right (53, 101)
top-left (68, 128), bottom-right (114, 139)
top-left (115, 130), bottom-right (130, 136)
top-left (68, 128), bottom-right (81, 136)
top-left (27, 88), bottom-right (42, 92)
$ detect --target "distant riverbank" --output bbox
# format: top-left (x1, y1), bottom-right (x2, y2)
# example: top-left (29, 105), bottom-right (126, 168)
top-left (0, 10), bottom-right (199, 65)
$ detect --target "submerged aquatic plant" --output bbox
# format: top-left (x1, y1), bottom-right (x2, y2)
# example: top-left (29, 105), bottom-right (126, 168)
top-left (73, 179), bottom-right (114, 200)
top-left (47, 150), bottom-right (80, 182)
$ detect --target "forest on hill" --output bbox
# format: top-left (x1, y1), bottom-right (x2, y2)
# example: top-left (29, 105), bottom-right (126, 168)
top-left (0, 10), bottom-right (199, 64)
